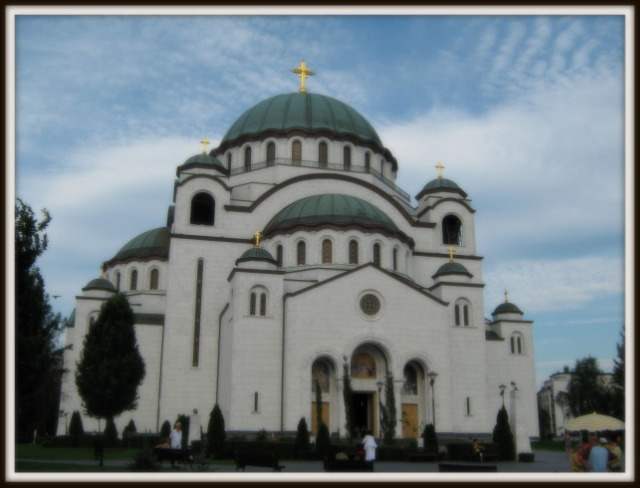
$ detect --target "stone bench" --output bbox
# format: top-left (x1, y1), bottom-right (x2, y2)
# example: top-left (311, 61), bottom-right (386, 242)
top-left (234, 452), bottom-right (284, 472)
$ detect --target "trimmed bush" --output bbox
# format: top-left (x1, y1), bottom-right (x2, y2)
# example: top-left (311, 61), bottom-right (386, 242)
top-left (103, 418), bottom-right (119, 447)
top-left (315, 423), bottom-right (331, 459)
top-left (376, 445), bottom-right (405, 461)
top-left (68, 411), bottom-right (84, 447)
top-left (160, 420), bottom-right (171, 440)
top-left (492, 406), bottom-right (516, 461)
top-left (206, 404), bottom-right (226, 459)
top-left (422, 423), bottom-right (438, 452)
top-left (128, 447), bottom-right (161, 472)
top-left (294, 417), bottom-right (310, 459)
top-left (518, 452), bottom-right (535, 462)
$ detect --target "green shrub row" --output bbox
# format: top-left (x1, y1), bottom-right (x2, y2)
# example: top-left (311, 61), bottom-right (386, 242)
top-left (42, 433), bottom-right (164, 450)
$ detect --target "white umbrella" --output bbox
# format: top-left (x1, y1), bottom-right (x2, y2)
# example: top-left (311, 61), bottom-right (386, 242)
top-left (564, 412), bottom-right (625, 432)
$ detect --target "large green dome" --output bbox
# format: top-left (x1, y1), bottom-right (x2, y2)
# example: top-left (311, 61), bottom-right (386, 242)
top-left (108, 227), bottom-right (170, 263)
top-left (218, 92), bottom-right (383, 149)
top-left (264, 193), bottom-right (400, 237)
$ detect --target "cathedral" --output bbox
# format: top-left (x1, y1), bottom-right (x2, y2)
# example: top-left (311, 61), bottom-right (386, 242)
top-left (58, 62), bottom-right (538, 451)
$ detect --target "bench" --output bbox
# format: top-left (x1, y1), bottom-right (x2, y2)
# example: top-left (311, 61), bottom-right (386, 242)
top-left (404, 447), bottom-right (439, 462)
top-left (324, 459), bottom-right (373, 472)
top-left (234, 452), bottom-right (284, 472)
top-left (439, 463), bottom-right (498, 472)
top-left (154, 448), bottom-right (193, 466)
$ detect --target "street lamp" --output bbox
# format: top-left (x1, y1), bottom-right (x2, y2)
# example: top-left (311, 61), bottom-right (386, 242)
top-left (428, 371), bottom-right (438, 430)
top-left (499, 384), bottom-right (506, 407)
top-left (376, 380), bottom-right (384, 437)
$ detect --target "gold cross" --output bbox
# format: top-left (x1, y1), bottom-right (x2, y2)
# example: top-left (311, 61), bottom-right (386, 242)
top-left (435, 162), bottom-right (444, 179)
top-left (200, 137), bottom-right (210, 154)
top-left (504, 289), bottom-right (509, 303)
top-left (291, 60), bottom-right (315, 93)
top-left (254, 230), bottom-right (262, 248)
top-left (448, 245), bottom-right (455, 263)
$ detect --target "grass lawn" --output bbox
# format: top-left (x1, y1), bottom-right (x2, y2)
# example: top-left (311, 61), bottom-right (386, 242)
top-left (15, 444), bottom-right (139, 461)
top-left (16, 461), bottom-right (130, 473)
top-left (530, 441), bottom-right (565, 452)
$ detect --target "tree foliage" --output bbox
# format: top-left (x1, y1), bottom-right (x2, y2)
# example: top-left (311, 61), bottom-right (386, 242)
top-left (69, 410), bottom-right (84, 447)
top-left (379, 371), bottom-right (397, 445)
top-left (160, 420), bottom-right (171, 440)
top-left (611, 327), bottom-right (625, 420)
top-left (75, 293), bottom-right (145, 422)
top-left (15, 199), bottom-right (66, 441)
top-left (492, 406), bottom-right (515, 461)
top-left (342, 358), bottom-right (355, 440)
top-left (206, 404), bottom-right (226, 458)
top-left (315, 422), bottom-right (331, 459)
top-left (566, 356), bottom-right (612, 417)
top-left (537, 406), bottom-right (552, 441)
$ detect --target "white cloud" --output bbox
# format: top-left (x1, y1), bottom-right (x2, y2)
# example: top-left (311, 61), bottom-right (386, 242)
top-left (483, 256), bottom-right (624, 313)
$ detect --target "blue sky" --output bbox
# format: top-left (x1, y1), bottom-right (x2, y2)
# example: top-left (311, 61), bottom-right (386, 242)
top-left (9, 7), bottom-right (631, 389)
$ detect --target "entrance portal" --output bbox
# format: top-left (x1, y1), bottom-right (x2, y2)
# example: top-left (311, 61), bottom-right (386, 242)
top-left (353, 393), bottom-right (375, 437)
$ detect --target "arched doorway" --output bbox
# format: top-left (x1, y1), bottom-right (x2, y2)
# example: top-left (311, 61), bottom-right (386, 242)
top-left (350, 344), bottom-right (389, 437)
top-left (401, 361), bottom-right (426, 439)
top-left (310, 358), bottom-right (335, 436)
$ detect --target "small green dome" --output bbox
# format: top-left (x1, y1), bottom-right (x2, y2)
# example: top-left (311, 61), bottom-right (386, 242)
top-left (432, 261), bottom-right (472, 279)
top-left (111, 227), bottom-right (169, 262)
top-left (219, 92), bottom-right (383, 149)
top-left (418, 177), bottom-right (467, 199)
top-left (83, 278), bottom-right (116, 292)
top-left (264, 194), bottom-right (400, 236)
top-left (492, 302), bottom-right (523, 316)
top-left (235, 247), bottom-right (277, 266)
top-left (181, 153), bottom-right (226, 172)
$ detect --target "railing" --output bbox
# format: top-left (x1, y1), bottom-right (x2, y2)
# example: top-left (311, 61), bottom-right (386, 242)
top-left (229, 158), bottom-right (411, 201)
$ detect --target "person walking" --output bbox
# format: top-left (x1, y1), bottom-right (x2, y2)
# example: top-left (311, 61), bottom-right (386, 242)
top-left (362, 430), bottom-right (377, 470)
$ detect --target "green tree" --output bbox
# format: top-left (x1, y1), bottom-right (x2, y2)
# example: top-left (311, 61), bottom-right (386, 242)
top-left (566, 356), bottom-right (611, 416)
top-left (15, 199), bottom-right (66, 441)
top-left (123, 419), bottom-right (137, 448)
top-left (492, 406), bottom-right (515, 461)
top-left (342, 358), bottom-right (355, 440)
top-left (68, 410), bottom-right (84, 447)
top-left (537, 406), bottom-right (551, 441)
top-left (294, 417), bottom-right (310, 459)
top-left (379, 371), bottom-right (397, 445)
top-left (103, 417), bottom-right (118, 447)
top-left (315, 423), bottom-right (331, 459)
top-left (206, 404), bottom-right (226, 459)
top-left (75, 293), bottom-right (145, 430)
top-left (422, 423), bottom-right (438, 451)
top-left (611, 327), bottom-right (625, 420)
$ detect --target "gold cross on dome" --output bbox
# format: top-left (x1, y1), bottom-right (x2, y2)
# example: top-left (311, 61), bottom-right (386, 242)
top-left (200, 137), bottom-right (210, 154)
top-left (254, 230), bottom-right (263, 248)
top-left (291, 60), bottom-right (315, 93)
top-left (448, 245), bottom-right (455, 263)
top-left (504, 289), bottom-right (509, 303)
top-left (435, 162), bottom-right (444, 179)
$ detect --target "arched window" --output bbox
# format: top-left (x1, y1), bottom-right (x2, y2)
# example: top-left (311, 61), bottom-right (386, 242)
top-left (250, 292), bottom-right (257, 316)
top-left (319, 142), bottom-right (328, 167)
top-left (349, 240), bottom-right (358, 265)
top-left (373, 243), bottom-right (381, 266)
top-left (149, 269), bottom-right (159, 290)
top-left (267, 142), bottom-right (276, 165)
top-left (276, 245), bottom-right (283, 268)
top-left (442, 215), bottom-right (462, 245)
top-left (226, 153), bottom-right (232, 172)
top-left (244, 146), bottom-right (252, 171)
top-left (392, 248), bottom-right (398, 271)
top-left (365, 152), bottom-right (371, 172)
top-left (322, 239), bottom-right (332, 264)
top-left (403, 364), bottom-right (418, 394)
top-left (190, 192), bottom-right (215, 225)
top-left (297, 241), bottom-right (306, 265)
top-left (130, 269), bottom-right (138, 291)
top-left (454, 300), bottom-right (471, 326)
top-left (343, 146), bottom-right (351, 170)
top-left (292, 140), bottom-right (302, 165)
top-left (89, 316), bottom-right (95, 327)
top-left (312, 360), bottom-right (330, 392)
top-left (260, 293), bottom-right (267, 316)
top-left (193, 259), bottom-right (204, 367)
top-left (116, 271), bottom-right (121, 292)
top-left (351, 353), bottom-right (376, 378)
top-left (510, 334), bottom-right (523, 355)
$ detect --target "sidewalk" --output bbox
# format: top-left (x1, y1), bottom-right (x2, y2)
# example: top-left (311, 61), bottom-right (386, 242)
top-left (17, 450), bottom-right (575, 473)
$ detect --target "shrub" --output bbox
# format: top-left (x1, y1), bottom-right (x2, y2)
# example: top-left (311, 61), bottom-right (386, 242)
top-left (294, 417), bottom-right (310, 459)
top-left (492, 406), bottom-right (516, 461)
top-left (256, 429), bottom-right (268, 442)
top-left (160, 420), bottom-right (171, 440)
top-left (128, 447), bottom-right (161, 472)
top-left (518, 452), bottom-right (535, 462)
top-left (206, 404), bottom-right (226, 459)
top-left (68, 411), bottom-right (84, 447)
top-left (103, 417), bottom-right (119, 447)
top-left (422, 423), bottom-right (438, 451)
top-left (377, 445), bottom-right (405, 461)
top-left (315, 423), bottom-right (331, 459)
top-left (123, 419), bottom-right (137, 448)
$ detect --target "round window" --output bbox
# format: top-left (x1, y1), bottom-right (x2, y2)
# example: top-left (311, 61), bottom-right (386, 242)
top-left (360, 294), bottom-right (381, 316)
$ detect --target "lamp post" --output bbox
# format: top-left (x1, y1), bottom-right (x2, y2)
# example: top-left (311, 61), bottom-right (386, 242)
top-left (376, 380), bottom-right (384, 438)
top-left (428, 371), bottom-right (438, 430)
top-left (499, 384), bottom-right (506, 407)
